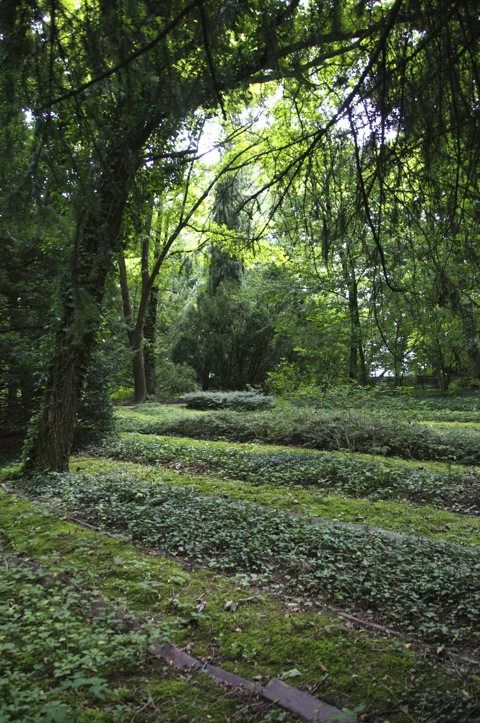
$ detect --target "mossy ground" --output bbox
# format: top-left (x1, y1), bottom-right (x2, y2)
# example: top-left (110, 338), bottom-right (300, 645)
top-left (1, 399), bottom-right (480, 721)
top-left (1, 487), bottom-right (479, 722)
top-left (74, 455), bottom-right (480, 546)
top-left (0, 492), bottom-right (296, 722)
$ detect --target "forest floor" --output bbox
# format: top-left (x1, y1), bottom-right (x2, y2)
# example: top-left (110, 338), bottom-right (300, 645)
top-left (1, 395), bottom-right (480, 721)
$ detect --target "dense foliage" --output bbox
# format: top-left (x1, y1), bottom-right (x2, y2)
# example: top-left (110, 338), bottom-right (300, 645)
top-left (0, 560), bottom-right (152, 721)
top-left (1, 5), bottom-right (480, 715)
top-left (115, 405), bottom-right (480, 464)
top-left (0, 0), bottom-right (478, 470)
top-left (4, 391), bottom-right (480, 720)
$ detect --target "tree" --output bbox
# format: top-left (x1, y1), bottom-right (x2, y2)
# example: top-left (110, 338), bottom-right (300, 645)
top-left (14, 0), bottom-right (389, 470)
top-left (172, 249), bottom-right (285, 390)
top-left (2, 0), bottom-right (478, 470)
top-left (245, 0), bottom-right (480, 387)
top-left (116, 126), bottom-right (253, 403)
top-left (0, 66), bottom-right (68, 428)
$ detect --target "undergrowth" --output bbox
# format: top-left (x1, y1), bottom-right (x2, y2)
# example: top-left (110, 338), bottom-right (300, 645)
top-left (0, 557), bottom-right (290, 723)
top-left (75, 455), bottom-right (480, 546)
top-left (4, 394), bottom-right (480, 721)
top-left (15, 472), bottom-right (480, 650)
top-left (0, 559), bottom-right (151, 721)
top-left (90, 433), bottom-right (480, 515)
top-left (182, 391), bottom-right (274, 411)
top-left (2, 488), bottom-right (479, 722)
top-left (276, 384), bottom-right (480, 420)
top-left (114, 406), bottom-right (480, 464)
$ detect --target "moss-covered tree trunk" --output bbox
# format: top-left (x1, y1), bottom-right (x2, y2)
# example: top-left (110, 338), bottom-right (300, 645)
top-left (24, 150), bottom-right (136, 473)
top-left (144, 282), bottom-right (159, 397)
top-left (23, 331), bottom-right (81, 472)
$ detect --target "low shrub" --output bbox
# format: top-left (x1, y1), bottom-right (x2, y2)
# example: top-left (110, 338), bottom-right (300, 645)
top-left (114, 406), bottom-right (480, 465)
top-left (273, 383), bottom-right (480, 421)
top-left (92, 433), bottom-right (480, 514)
top-left (182, 391), bottom-right (274, 411)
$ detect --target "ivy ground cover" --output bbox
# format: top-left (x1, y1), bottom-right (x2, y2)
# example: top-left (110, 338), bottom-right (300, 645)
top-left (90, 432), bottom-right (480, 516)
top-left (2, 398), bottom-right (480, 721)
top-left (115, 403), bottom-right (480, 464)
top-left (1, 488), bottom-right (479, 723)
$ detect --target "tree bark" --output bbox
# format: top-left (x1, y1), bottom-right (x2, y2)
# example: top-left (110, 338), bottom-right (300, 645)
top-left (144, 282), bottom-right (159, 396)
top-left (23, 333), bottom-right (80, 472)
top-left (132, 338), bottom-right (147, 403)
top-left (340, 249), bottom-right (368, 385)
top-left (118, 251), bottom-right (148, 403)
top-left (24, 147), bottom-right (137, 472)
top-left (118, 207), bottom-right (163, 403)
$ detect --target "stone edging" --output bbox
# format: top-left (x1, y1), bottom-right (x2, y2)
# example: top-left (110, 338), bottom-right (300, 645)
top-left (0, 551), bottom-right (351, 722)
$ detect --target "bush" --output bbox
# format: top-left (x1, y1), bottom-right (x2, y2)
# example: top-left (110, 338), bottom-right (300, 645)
top-left (182, 391), bottom-right (274, 411)
top-left (276, 382), bottom-right (375, 410)
top-left (155, 360), bottom-right (199, 396)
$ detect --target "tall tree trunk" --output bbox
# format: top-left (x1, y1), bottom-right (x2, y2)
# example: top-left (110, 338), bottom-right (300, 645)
top-left (343, 262), bottom-right (368, 385)
top-left (23, 332), bottom-right (81, 472)
top-left (24, 148), bottom-right (136, 473)
top-left (144, 226), bottom-right (162, 397)
top-left (144, 282), bottom-right (159, 396)
top-left (132, 336), bottom-right (147, 403)
top-left (118, 252), bottom-right (147, 403)
top-left (118, 208), bottom-right (161, 404)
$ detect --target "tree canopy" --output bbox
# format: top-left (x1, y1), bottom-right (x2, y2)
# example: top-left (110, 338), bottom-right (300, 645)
top-left (1, 0), bottom-right (479, 471)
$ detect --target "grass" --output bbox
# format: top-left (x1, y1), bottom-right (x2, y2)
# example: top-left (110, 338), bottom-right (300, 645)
top-left (182, 391), bottom-right (274, 411)
top-left (0, 495), bottom-right (296, 723)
